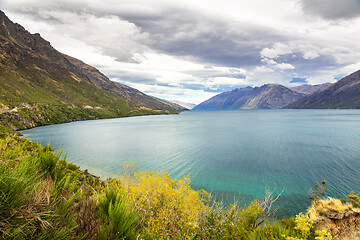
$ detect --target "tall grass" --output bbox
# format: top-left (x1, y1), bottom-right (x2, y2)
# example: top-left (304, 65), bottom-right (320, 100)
top-left (0, 130), bottom-right (94, 239)
top-left (98, 183), bottom-right (139, 240)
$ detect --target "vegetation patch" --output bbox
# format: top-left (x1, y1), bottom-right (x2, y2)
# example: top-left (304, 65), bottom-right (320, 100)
top-left (1, 126), bottom-right (359, 239)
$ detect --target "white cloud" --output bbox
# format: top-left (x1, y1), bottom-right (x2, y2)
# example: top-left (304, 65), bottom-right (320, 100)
top-left (260, 42), bottom-right (293, 59)
top-left (303, 51), bottom-right (320, 60)
top-left (276, 63), bottom-right (296, 70)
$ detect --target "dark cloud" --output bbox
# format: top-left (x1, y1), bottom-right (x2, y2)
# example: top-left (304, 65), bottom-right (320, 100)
top-left (4, 0), bottom-right (360, 100)
top-left (299, 0), bottom-right (360, 20)
top-left (276, 53), bottom-right (339, 73)
top-left (5, 2), bottom-right (286, 68)
top-left (124, 9), bottom-right (285, 67)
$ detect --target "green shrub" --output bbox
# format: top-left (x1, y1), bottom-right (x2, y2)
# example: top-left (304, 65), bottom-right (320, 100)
top-left (37, 145), bottom-right (60, 179)
top-left (345, 191), bottom-right (360, 208)
top-left (98, 184), bottom-right (139, 240)
top-left (0, 129), bottom-right (336, 240)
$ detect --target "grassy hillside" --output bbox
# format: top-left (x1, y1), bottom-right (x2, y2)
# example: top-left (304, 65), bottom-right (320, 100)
top-left (64, 55), bottom-right (186, 112)
top-left (0, 10), bottom-right (183, 130)
top-left (0, 10), bottom-right (359, 240)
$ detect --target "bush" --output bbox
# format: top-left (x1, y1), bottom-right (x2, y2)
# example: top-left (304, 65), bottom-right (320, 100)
top-left (345, 191), bottom-right (360, 208)
top-left (119, 163), bottom-right (208, 237)
top-left (0, 131), bottom-right (336, 240)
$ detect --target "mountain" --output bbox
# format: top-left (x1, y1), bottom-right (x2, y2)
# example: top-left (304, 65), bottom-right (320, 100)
top-left (0, 10), bottom-right (183, 128)
top-left (290, 82), bottom-right (332, 95)
top-left (193, 84), bottom-right (306, 110)
top-left (169, 100), bottom-right (196, 110)
top-left (285, 70), bottom-right (360, 109)
top-left (63, 55), bottom-right (185, 111)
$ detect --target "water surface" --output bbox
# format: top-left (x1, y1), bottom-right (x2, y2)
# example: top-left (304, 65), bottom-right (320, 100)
top-left (21, 110), bottom-right (360, 217)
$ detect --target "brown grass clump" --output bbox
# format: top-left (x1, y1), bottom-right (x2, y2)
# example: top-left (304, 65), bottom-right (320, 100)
top-left (74, 196), bottom-right (102, 240)
top-left (308, 197), bottom-right (354, 220)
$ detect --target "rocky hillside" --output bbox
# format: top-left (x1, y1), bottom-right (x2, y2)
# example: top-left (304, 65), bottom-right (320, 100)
top-left (63, 55), bottom-right (184, 111)
top-left (0, 10), bottom-right (184, 129)
top-left (290, 83), bottom-right (332, 95)
top-left (193, 84), bottom-right (307, 110)
top-left (286, 70), bottom-right (360, 109)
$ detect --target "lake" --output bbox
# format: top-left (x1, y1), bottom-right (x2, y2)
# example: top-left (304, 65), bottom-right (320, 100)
top-left (21, 110), bottom-right (360, 217)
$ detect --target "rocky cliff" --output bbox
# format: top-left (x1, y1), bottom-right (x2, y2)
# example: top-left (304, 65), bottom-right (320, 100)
top-left (193, 84), bottom-right (306, 110)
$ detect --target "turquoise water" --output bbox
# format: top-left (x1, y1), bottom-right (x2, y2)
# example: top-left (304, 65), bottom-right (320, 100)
top-left (21, 110), bottom-right (360, 217)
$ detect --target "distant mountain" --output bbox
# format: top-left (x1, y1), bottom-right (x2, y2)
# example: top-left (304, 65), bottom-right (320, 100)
top-left (169, 100), bottom-right (196, 110)
top-left (0, 11), bottom-right (184, 128)
top-left (290, 83), bottom-right (332, 95)
top-left (193, 84), bottom-right (306, 110)
top-left (285, 70), bottom-right (360, 109)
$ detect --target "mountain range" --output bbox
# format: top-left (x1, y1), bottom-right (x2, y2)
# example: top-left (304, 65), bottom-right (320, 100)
top-left (286, 70), bottom-right (360, 109)
top-left (290, 83), bottom-right (331, 95)
top-left (193, 83), bottom-right (331, 110)
top-left (0, 11), bottom-right (184, 129)
top-left (1, 8), bottom-right (359, 129)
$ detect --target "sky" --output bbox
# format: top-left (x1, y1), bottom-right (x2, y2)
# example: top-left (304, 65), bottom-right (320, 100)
top-left (2, 0), bottom-right (360, 104)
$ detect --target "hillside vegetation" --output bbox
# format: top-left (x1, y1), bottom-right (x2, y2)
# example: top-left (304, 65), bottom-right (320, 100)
top-left (1, 125), bottom-right (359, 239)
top-left (1, 9), bottom-right (360, 239)
top-left (0, 10), bottom-right (184, 130)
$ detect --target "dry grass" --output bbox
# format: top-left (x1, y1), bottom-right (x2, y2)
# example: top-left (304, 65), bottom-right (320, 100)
top-left (74, 195), bottom-right (101, 240)
top-left (308, 197), bottom-right (360, 240)
top-left (308, 197), bottom-right (354, 221)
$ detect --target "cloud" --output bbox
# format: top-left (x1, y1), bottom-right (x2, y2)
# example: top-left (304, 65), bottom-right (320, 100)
top-left (298, 0), bottom-right (360, 20)
top-left (260, 43), bottom-right (293, 59)
top-left (3, 0), bottom-right (285, 68)
top-left (277, 63), bottom-right (296, 70)
top-left (22, 9), bottom-right (149, 62)
top-left (3, 0), bottom-right (360, 103)
top-left (303, 51), bottom-right (319, 60)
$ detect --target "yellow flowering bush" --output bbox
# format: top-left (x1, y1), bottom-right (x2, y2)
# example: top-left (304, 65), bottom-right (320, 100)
top-left (119, 163), bottom-right (208, 235)
top-left (285, 213), bottom-right (331, 240)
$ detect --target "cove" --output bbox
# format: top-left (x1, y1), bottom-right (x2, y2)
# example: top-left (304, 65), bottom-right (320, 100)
top-left (21, 109), bottom-right (360, 217)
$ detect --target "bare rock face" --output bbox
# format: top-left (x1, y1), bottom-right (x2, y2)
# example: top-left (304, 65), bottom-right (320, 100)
top-left (308, 198), bottom-right (360, 240)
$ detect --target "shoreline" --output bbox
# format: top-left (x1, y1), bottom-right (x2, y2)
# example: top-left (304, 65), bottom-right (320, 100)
top-left (17, 110), bottom-right (181, 132)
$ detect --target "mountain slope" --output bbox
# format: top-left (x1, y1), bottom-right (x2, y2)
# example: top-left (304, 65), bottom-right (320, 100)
top-left (193, 84), bottom-right (306, 110)
top-left (286, 70), bottom-right (360, 109)
top-left (0, 10), bottom-right (183, 129)
top-left (0, 10), bottom-right (184, 111)
top-left (63, 55), bottom-right (185, 111)
top-left (290, 83), bottom-right (331, 95)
